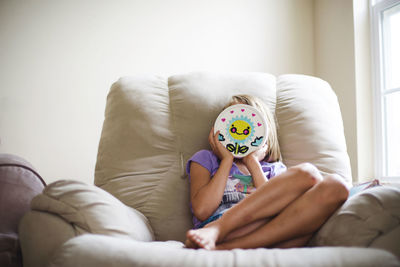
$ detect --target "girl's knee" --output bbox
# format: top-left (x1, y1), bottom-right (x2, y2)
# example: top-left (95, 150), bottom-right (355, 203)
top-left (317, 174), bottom-right (349, 204)
top-left (288, 163), bottom-right (323, 186)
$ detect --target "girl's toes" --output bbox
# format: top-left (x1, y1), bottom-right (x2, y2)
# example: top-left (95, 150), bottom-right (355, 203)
top-left (187, 230), bottom-right (195, 238)
top-left (185, 238), bottom-right (197, 249)
top-left (195, 236), bottom-right (204, 245)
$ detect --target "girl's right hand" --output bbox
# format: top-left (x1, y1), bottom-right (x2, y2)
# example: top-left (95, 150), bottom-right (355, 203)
top-left (209, 127), bottom-right (234, 161)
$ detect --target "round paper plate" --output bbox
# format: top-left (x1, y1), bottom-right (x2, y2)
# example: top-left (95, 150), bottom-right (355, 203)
top-left (214, 104), bottom-right (268, 158)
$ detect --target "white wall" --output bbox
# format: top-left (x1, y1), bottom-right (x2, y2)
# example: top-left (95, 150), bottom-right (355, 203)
top-left (0, 0), bottom-right (315, 184)
top-left (314, 0), bottom-right (374, 182)
top-left (353, 0), bottom-right (374, 182)
top-left (314, 0), bottom-right (358, 180)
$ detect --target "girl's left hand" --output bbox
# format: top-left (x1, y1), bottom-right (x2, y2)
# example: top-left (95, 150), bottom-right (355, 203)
top-left (243, 144), bottom-right (268, 164)
top-left (242, 144), bottom-right (269, 187)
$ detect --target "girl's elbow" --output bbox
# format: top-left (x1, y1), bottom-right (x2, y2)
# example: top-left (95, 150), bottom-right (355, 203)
top-left (192, 206), bottom-right (212, 221)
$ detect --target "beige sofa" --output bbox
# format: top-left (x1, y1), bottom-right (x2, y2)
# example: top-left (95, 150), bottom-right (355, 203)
top-left (19, 72), bottom-right (400, 266)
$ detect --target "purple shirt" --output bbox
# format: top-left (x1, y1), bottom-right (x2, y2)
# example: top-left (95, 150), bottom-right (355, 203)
top-left (186, 149), bottom-right (287, 228)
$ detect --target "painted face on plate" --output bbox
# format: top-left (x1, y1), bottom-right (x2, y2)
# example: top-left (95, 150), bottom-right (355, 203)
top-left (229, 119), bottom-right (251, 141)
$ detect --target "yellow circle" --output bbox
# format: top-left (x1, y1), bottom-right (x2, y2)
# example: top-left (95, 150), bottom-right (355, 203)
top-left (229, 120), bottom-right (251, 141)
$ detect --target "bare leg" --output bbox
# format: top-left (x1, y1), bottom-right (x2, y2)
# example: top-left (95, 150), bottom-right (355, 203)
top-left (272, 234), bottom-right (313, 249)
top-left (215, 174), bottom-right (348, 250)
top-left (186, 163), bottom-right (325, 249)
top-left (224, 218), bottom-right (269, 241)
top-left (185, 219), bottom-right (268, 249)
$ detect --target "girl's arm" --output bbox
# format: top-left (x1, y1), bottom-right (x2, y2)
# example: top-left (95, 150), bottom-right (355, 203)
top-left (243, 145), bottom-right (268, 188)
top-left (190, 128), bottom-right (234, 221)
top-left (190, 158), bottom-right (232, 221)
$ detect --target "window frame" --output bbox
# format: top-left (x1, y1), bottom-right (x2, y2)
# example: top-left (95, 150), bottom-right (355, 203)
top-left (370, 0), bottom-right (400, 182)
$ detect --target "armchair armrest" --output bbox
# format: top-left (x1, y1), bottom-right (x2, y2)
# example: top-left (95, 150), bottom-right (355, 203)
top-left (20, 180), bottom-right (155, 267)
top-left (309, 186), bottom-right (400, 258)
top-left (19, 211), bottom-right (76, 267)
top-left (30, 180), bottom-right (154, 241)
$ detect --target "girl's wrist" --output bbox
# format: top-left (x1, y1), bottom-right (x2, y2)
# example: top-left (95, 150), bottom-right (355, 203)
top-left (221, 156), bottom-right (234, 164)
top-left (244, 156), bottom-right (262, 173)
top-left (243, 154), bottom-right (257, 165)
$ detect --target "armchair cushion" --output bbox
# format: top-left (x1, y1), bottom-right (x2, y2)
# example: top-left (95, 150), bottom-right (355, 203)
top-left (168, 72), bottom-right (277, 161)
top-left (47, 234), bottom-right (400, 267)
top-left (31, 180), bottom-right (154, 241)
top-left (276, 75), bottom-right (352, 184)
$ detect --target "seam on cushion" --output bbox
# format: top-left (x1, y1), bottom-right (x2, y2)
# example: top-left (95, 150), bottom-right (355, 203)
top-left (364, 188), bottom-right (400, 220)
top-left (140, 159), bottom-right (183, 240)
top-left (363, 190), bottom-right (400, 213)
top-left (167, 76), bottom-right (185, 179)
top-left (57, 199), bottom-right (93, 234)
top-left (136, 75), bottom-right (188, 240)
top-left (366, 213), bottom-right (399, 232)
top-left (368, 225), bottom-right (400, 249)
top-left (359, 191), bottom-right (399, 222)
top-left (32, 196), bottom-right (85, 234)
top-left (31, 210), bottom-right (79, 237)
top-left (137, 77), bottom-right (181, 234)
top-left (275, 76), bottom-right (280, 122)
top-left (41, 187), bottom-right (95, 232)
top-left (364, 192), bottom-right (385, 210)
top-left (366, 232), bottom-right (384, 247)
top-left (139, 77), bottom-right (178, 200)
top-left (0, 164), bottom-right (46, 186)
top-left (275, 76), bottom-right (287, 164)
top-left (340, 190), bottom-right (385, 219)
top-left (336, 211), bottom-right (364, 219)
top-left (103, 166), bottom-right (172, 184)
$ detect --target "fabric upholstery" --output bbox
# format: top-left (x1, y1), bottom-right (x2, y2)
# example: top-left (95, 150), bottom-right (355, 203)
top-left (168, 72), bottom-right (277, 163)
top-left (31, 180), bottom-right (154, 242)
top-left (309, 186), bottom-right (400, 258)
top-left (94, 74), bottom-right (191, 242)
top-left (47, 234), bottom-right (400, 267)
top-left (94, 72), bottom-right (352, 242)
top-left (95, 72), bottom-right (278, 241)
top-left (276, 75), bottom-right (352, 184)
top-left (0, 154), bottom-right (46, 267)
top-left (19, 211), bottom-right (76, 267)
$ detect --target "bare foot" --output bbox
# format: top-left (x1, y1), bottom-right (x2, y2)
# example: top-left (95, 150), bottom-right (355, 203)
top-left (184, 237), bottom-right (198, 249)
top-left (185, 222), bottom-right (223, 250)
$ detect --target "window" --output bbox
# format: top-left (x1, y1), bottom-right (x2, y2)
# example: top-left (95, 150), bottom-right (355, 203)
top-left (371, 0), bottom-right (400, 181)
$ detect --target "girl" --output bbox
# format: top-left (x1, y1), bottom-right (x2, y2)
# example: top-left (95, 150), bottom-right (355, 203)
top-left (185, 95), bottom-right (349, 250)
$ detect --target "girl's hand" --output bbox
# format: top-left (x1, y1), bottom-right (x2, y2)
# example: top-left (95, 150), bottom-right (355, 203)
top-left (242, 144), bottom-right (269, 187)
top-left (243, 143), bottom-right (268, 165)
top-left (209, 127), bottom-right (234, 161)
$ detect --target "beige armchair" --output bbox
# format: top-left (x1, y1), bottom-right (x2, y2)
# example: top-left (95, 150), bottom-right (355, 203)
top-left (19, 72), bottom-right (400, 267)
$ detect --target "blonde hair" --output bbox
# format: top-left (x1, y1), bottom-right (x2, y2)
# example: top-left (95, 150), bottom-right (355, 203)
top-left (224, 94), bottom-right (281, 162)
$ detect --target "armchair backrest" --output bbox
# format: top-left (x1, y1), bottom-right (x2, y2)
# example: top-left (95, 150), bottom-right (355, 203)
top-left (95, 72), bottom-right (351, 242)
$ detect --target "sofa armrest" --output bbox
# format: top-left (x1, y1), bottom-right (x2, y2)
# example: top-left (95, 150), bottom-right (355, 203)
top-left (31, 180), bottom-right (154, 242)
top-left (309, 186), bottom-right (400, 258)
top-left (0, 153), bottom-right (46, 267)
